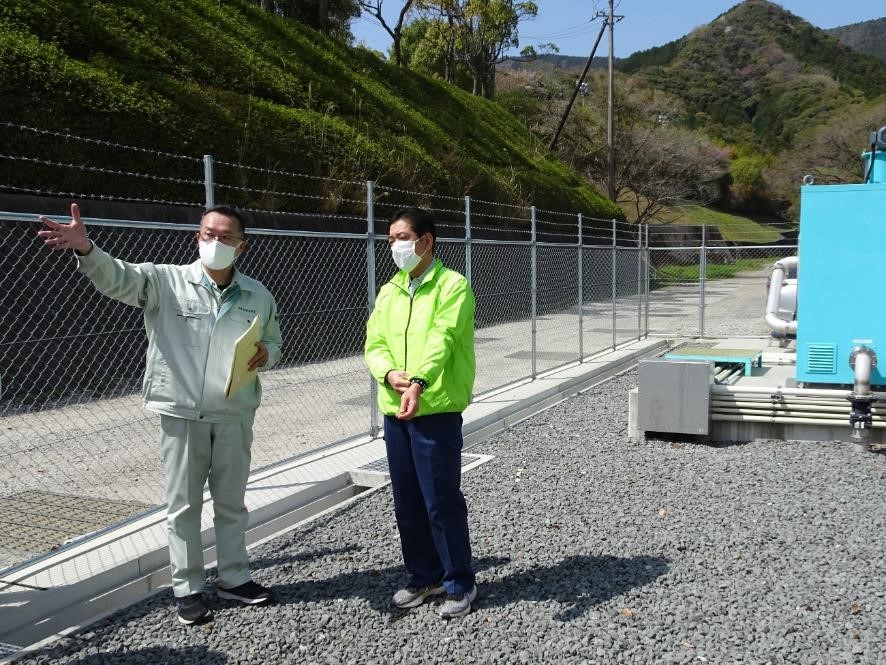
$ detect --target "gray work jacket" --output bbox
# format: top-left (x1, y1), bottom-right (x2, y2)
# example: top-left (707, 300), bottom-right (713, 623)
top-left (77, 244), bottom-right (282, 422)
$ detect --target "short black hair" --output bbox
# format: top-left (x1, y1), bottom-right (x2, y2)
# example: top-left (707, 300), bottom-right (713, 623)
top-left (389, 207), bottom-right (436, 246)
top-left (203, 205), bottom-right (247, 235)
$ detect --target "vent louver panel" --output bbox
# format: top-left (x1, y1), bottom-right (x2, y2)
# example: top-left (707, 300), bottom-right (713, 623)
top-left (806, 344), bottom-right (837, 374)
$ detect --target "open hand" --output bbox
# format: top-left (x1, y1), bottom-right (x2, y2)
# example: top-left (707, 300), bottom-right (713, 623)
top-left (37, 203), bottom-right (92, 254)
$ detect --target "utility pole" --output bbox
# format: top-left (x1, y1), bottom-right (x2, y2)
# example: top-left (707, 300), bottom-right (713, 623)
top-left (548, 14), bottom-right (607, 151)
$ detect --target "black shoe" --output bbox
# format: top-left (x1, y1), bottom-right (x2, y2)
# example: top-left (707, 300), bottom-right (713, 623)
top-left (176, 593), bottom-right (212, 625)
top-left (217, 580), bottom-right (274, 605)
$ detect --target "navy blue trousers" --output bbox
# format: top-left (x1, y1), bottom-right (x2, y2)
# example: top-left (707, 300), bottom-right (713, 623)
top-left (384, 412), bottom-right (475, 595)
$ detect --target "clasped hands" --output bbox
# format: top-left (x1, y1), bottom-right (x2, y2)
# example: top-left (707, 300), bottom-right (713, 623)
top-left (385, 370), bottom-right (421, 421)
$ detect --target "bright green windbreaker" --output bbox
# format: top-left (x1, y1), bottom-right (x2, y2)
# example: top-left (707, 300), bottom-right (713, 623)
top-left (364, 258), bottom-right (476, 416)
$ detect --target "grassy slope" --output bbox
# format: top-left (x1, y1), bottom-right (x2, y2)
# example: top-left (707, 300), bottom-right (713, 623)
top-left (658, 204), bottom-right (784, 243)
top-left (0, 0), bottom-right (621, 220)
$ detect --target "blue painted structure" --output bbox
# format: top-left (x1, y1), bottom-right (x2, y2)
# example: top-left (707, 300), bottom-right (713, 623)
top-left (796, 149), bottom-right (886, 386)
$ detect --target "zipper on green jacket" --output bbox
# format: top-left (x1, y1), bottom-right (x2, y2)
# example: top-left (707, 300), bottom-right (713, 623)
top-left (404, 292), bottom-right (413, 370)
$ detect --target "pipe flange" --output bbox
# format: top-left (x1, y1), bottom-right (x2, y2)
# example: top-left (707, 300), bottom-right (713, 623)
top-left (848, 393), bottom-right (878, 404)
top-left (849, 346), bottom-right (877, 370)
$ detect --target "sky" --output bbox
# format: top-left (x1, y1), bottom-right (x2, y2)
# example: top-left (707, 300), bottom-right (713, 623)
top-left (351, 1), bottom-right (886, 59)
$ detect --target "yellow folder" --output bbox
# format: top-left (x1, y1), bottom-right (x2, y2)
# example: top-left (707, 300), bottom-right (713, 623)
top-left (224, 314), bottom-right (262, 399)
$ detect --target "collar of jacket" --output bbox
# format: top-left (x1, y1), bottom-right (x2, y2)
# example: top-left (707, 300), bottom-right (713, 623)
top-left (185, 259), bottom-right (252, 292)
top-left (390, 257), bottom-right (442, 293)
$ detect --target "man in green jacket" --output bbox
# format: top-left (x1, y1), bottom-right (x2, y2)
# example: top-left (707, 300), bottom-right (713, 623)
top-left (364, 207), bottom-right (477, 619)
top-left (38, 203), bottom-right (281, 625)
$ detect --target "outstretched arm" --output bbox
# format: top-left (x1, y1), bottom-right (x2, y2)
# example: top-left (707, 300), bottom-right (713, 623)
top-left (37, 202), bottom-right (159, 311)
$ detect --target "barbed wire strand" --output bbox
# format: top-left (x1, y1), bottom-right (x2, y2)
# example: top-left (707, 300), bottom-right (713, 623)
top-left (0, 154), bottom-right (204, 187)
top-left (1, 121), bottom-right (201, 162)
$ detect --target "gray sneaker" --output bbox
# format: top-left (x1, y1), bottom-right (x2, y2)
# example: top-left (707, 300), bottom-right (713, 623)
top-left (439, 586), bottom-right (477, 619)
top-left (392, 582), bottom-right (445, 609)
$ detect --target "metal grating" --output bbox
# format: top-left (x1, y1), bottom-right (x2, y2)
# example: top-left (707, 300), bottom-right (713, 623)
top-left (806, 344), bottom-right (837, 374)
top-left (0, 643), bottom-right (20, 658)
top-left (0, 491), bottom-right (151, 554)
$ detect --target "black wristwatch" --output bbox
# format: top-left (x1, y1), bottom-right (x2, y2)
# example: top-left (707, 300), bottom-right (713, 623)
top-left (409, 377), bottom-right (428, 392)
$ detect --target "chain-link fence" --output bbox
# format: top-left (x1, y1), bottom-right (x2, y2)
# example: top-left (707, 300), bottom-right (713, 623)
top-left (0, 121), bottom-right (795, 575)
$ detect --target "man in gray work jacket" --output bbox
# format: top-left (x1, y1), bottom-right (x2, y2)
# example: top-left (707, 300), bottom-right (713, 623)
top-left (38, 203), bottom-right (282, 625)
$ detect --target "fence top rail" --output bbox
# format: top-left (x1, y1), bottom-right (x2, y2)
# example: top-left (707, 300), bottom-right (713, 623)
top-left (0, 212), bottom-right (368, 240)
top-left (649, 244), bottom-right (798, 251)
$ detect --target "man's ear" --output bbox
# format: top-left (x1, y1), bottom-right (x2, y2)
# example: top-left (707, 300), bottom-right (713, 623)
top-left (236, 240), bottom-right (248, 257)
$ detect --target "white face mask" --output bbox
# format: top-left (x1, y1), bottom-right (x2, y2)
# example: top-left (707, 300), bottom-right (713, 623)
top-left (391, 238), bottom-right (425, 272)
top-left (198, 239), bottom-right (239, 270)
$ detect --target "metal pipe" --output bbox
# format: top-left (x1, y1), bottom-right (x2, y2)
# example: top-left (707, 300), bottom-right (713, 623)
top-left (764, 256), bottom-right (798, 335)
top-left (464, 196), bottom-right (472, 287)
top-left (699, 224), bottom-right (706, 338)
top-left (611, 219), bottom-right (617, 351)
top-left (853, 348), bottom-right (873, 396)
top-left (849, 346), bottom-right (878, 448)
top-left (636, 227), bottom-right (642, 341)
top-left (711, 385), bottom-right (883, 399)
top-left (712, 414), bottom-right (886, 427)
top-left (711, 399), bottom-right (883, 412)
top-left (531, 206), bottom-right (537, 379)
top-left (577, 213), bottom-right (584, 362)
top-left (203, 154), bottom-right (214, 209)
top-left (366, 181), bottom-right (379, 438)
top-left (644, 224), bottom-right (650, 338)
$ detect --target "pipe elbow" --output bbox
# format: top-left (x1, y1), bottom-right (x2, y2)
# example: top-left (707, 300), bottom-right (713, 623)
top-left (851, 347), bottom-right (876, 396)
top-left (765, 312), bottom-right (796, 335)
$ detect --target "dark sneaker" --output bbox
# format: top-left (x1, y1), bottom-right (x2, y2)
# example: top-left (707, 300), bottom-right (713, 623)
top-left (176, 593), bottom-right (212, 625)
top-left (439, 586), bottom-right (477, 619)
top-left (217, 580), bottom-right (274, 605)
top-left (392, 582), bottom-right (445, 609)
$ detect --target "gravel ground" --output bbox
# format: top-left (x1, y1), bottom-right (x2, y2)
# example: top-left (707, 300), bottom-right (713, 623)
top-left (16, 371), bottom-right (886, 665)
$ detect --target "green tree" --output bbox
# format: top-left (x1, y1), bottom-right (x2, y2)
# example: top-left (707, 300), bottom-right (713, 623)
top-left (418, 0), bottom-right (538, 98)
top-left (255, 0), bottom-right (360, 40)
top-left (358, 1), bottom-right (416, 66)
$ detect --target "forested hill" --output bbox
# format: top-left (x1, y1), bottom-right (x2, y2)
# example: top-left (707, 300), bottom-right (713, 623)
top-left (0, 0), bottom-right (621, 220)
top-left (617, 0), bottom-right (886, 149)
top-left (827, 18), bottom-right (886, 65)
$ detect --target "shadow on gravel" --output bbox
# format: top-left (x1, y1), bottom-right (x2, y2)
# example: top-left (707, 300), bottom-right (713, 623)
top-left (478, 554), bottom-right (669, 622)
top-left (248, 544), bottom-right (361, 570)
top-left (265, 554), bottom-right (511, 617)
top-left (31, 645), bottom-right (227, 665)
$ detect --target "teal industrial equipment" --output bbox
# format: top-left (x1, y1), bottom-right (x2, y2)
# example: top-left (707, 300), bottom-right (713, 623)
top-left (796, 127), bottom-right (886, 440)
top-left (796, 129), bottom-right (886, 387)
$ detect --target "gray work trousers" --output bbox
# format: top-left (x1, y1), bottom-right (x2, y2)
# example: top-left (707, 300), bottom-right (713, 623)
top-left (159, 415), bottom-right (254, 597)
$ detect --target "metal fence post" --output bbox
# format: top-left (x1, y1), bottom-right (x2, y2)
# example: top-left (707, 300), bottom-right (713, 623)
top-left (577, 212), bottom-right (584, 362)
top-left (464, 196), bottom-right (472, 287)
top-left (611, 218), bottom-right (617, 351)
top-left (636, 224), bottom-right (642, 341)
top-left (531, 205), bottom-right (537, 379)
top-left (203, 154), bottom-right (214, 208)
top-left (366, 181), bottom-right (379, 437)
top-left (644, 224), bottom-right (650, 338)
top-left (699, 224), bottom-right (707, 339)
